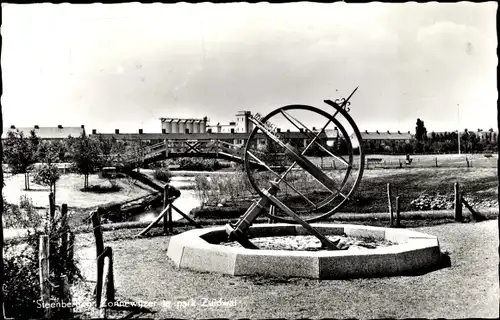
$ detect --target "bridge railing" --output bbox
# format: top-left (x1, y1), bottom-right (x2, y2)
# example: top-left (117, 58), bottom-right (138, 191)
top-left (141, 138), bottom-right (246, 160)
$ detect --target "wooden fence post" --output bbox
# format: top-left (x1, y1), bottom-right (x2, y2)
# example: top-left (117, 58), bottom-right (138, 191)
top-left (67, 232), bottom-right (75, 264)
top-left (103, 247), bottom-right (115, 304)
top-left (98, 247), bottom-right (115, 318)
top-left (268, 205), bottom-right (275, 224)
top-left (99, 256), bottom-right (109, 319)
top-left (58, 275), bottom-right (71, 319)
top-left (59, 203), bottom-right (71, 318)
top-left (163, 184), bottom-right (169, 234)
top-left (48, 193), bottom-right (57, 277)
top-left (39, 235), bottom-right (51, 319)
top-left (461, 194), bottom-right (487, 222)
top-left (168, 203), bottom-right (173, 234)
top-left (454, 183), bottom-right (462, 222)
top-left (387, 183), bottom-right (393, 227)
top-left (60, 204), bottom-right (68, 265)
top-left (91, 209), bottom-right (105, 308)
top-left (49, 193), bottom-right (56, 224)
top-left (395, 196), bottom-right (401, 227)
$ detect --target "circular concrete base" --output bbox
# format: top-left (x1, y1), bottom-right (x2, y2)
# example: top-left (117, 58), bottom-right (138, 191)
top-left (166, 224), bottom-right (443, 279)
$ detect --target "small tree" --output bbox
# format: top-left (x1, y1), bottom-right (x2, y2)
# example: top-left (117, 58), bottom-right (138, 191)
top-left (94, 134), bottom-right (115, 169)
top-left (3, 131), bottom-right (38, 190)
top-left (123, 140), bottom-right (145, 170)
top-left (28, 130), bottom-right (40, 161)
top-left (70, 133), bottom-right (100, 190)
top-left (33, 164), bottom-right (61, 202)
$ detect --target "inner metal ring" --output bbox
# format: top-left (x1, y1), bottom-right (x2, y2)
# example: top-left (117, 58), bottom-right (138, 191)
top-left (244, 103), bottom-right (365, 223)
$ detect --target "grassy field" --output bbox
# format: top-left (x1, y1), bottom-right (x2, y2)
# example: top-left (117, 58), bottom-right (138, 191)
top-left (72, 220), bottom-right (498, 319)
top-left (307, 153), bottom-right (498, 169)
top-left (342, 167), bottom-right (497, 212)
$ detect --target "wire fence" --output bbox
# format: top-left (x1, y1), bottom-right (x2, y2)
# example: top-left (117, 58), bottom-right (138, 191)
top-left (308, 153), bottom-right (498, 170)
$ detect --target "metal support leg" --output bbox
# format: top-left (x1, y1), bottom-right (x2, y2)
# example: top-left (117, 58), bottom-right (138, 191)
top-left (226, 183), bottom-right (280, 249)
top-left (264, 191), bottom-right (340, 250)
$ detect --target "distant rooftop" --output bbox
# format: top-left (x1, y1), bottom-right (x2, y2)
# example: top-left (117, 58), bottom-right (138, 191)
top-left (1, 125), bottom-right (85, 139)
top-left (160, 117), bottom-right (208, 122)
top-left (359, 130), bottom-right (413, 140)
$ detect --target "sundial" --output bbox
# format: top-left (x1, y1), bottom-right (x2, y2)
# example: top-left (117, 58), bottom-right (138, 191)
top-left (226, 88), bottom-right (365, 250)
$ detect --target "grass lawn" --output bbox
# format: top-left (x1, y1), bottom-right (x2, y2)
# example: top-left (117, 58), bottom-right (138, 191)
top-left (3, 173), bottom-right (157, 227)
top-left (343, 167), bottom-right (498, 212)
top-left (73, 220), bottom-right (499, 319)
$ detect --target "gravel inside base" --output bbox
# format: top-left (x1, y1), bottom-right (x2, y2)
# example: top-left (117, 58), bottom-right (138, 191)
top-left (222, 235), bottom-right (396, 251)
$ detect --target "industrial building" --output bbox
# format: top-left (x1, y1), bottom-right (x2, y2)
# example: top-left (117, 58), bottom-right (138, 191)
top-left (160, 117), bottom-right (209, 134)
top-left (205, 110), bottom-right (254, 134)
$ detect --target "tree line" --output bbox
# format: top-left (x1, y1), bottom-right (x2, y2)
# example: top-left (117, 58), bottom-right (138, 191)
top-left (2, 131), bottom-right (146, 193)
top-left (306, 119), bottom-right (498, 156)
top-left (412, 118), bottom-right (497, 154)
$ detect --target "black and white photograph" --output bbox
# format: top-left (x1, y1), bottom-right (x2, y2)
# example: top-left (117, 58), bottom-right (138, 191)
top-left (0, 2), bottom-right (498, 319)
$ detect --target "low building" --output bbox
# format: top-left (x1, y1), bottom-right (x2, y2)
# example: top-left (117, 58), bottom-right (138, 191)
top-left (1, 125), bottom-right (85, 140)
top-left (352, 130), bottom-right (413, 153)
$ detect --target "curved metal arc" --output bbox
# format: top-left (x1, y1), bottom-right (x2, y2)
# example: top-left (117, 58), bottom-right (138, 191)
top-left (244, 104), bottom-right (364, 222)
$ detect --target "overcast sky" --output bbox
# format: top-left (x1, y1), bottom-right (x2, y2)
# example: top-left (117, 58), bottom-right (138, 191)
top-left (1, 2), bottom-right (497, 134)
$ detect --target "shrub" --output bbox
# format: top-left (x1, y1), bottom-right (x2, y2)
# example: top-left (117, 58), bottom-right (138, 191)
top-left (194, 172), bottom-right (255, 207)
top-left (32, 163), bottom-right (61, 192)
top-left (194, 175), bottom-right (211, 206)
top-left (175, 158), bottom-right (230, 171)
top-left (3, 196), bottom-right (81, 318)
top-left (410, 193), bottom-right (454, 210)
top-left (154, 167), bottom-right (172, 183)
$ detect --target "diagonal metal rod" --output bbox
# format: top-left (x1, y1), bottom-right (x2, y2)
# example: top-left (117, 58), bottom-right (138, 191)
top-left (275, 114), bottom-right (351, 200)
top-left (280, 109), bottom-right (350, 166)
top-left (250, 116), bottom-right (347, 197)
top-left (249, 117), bottom-right (333, 194)
top-left (246, 150), bottom-right (316, 208)
top-left (276, 116), bottom-right (333, 185)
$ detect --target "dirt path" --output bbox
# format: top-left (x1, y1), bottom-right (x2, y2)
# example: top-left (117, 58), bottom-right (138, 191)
top-left (74, 220), bottom-right (499, 319)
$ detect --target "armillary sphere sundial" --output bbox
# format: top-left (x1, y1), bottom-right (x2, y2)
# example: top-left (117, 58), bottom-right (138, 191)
top-left (226, 87), bottom-right (365, 250)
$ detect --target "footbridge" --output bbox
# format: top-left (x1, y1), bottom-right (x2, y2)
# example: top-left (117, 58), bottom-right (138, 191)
top-left (142, 139), bottom-right (246, 164)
